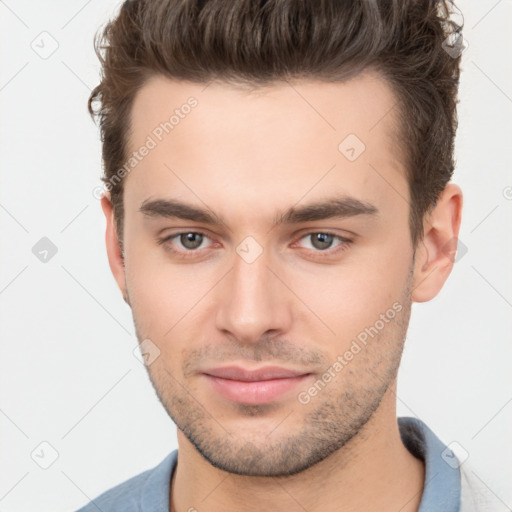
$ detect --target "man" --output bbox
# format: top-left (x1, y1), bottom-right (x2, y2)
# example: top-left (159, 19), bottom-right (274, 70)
top-left (78, 0), bottom-right (496, 511)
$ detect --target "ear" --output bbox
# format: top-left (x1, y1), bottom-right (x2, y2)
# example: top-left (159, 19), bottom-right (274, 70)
top-left (101, 195), bottom-right (130, 306)
top-left (411, 184), bottom-right (463, 303)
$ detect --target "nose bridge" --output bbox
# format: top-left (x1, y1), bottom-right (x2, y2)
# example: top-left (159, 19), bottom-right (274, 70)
top-left (215, 244), bottom-right (290, 342)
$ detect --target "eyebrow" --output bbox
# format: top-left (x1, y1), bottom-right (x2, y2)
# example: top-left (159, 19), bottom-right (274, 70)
top-left (139, 196), bottom-right (378, 227)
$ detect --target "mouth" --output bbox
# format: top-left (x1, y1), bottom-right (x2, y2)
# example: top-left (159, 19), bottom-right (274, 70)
top-left (202, 365), bottom-right (313, 405)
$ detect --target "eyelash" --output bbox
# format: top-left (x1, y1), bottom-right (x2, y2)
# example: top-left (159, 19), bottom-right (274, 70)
top-left (157, 231), bottom-right (353, 260)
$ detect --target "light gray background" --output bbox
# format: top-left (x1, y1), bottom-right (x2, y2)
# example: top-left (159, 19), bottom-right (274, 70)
top-left (1, 1), bottom-right (511, 511)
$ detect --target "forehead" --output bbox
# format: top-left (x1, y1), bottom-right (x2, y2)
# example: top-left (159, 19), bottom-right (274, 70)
top-left (128, 71), bottom-right (401, 153)
top-left (125, 72), bottom-right (408, 224)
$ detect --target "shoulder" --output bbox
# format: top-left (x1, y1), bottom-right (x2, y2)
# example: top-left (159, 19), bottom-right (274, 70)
top-left (459, 464), bottom-right (506, 512)
top-left (398, 417), bottom-right (505, 512)
top-left (75, 450), bottom-right (178, 512)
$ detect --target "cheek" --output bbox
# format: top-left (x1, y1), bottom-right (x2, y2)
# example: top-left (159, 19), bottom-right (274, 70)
top-left (124, 245), bottom-right (225, 344)
top-left (288, 240), bottom-right (412, 350)
top-left (124, 249), bottom-right (189, 335)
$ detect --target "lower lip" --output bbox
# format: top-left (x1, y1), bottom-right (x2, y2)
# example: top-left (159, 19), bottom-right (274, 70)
top-left (204, 374), bottom-right (311, 405)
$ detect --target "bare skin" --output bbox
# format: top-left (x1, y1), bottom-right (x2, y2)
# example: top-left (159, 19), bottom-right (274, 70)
top-left (102, 72), bottom-right (462, 512)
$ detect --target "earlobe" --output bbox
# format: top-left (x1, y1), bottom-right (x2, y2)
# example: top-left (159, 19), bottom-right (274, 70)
top-left (411, 184), bottom-right (463, 303)
top-left (101, 195), bottom-right (129, 304)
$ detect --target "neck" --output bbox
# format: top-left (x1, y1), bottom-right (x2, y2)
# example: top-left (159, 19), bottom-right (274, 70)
top-left (170, 387), bottom-right (425, 512)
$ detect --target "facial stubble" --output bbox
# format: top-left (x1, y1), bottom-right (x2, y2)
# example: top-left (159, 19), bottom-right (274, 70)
top-left (131, 265), bottom-right (414, 477)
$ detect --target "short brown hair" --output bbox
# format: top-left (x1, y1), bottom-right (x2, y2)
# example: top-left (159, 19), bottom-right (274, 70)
top-left (88, 0), bottom-right (463, 248)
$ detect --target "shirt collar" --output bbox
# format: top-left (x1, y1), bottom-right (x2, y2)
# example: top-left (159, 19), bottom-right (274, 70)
top-left (398, 416), bottom-right (461, 512)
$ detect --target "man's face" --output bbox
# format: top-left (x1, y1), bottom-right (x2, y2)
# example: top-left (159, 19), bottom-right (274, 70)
top-left (115, 73), bottom-right (418, 476)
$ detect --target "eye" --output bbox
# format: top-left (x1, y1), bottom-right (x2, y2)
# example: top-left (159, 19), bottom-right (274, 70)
top-left (158, 231), bottom-right (213, 256)
top-left (295, 232), bottom-right (352, 255)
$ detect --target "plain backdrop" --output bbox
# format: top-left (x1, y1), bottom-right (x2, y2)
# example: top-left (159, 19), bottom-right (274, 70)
top-left (0, 1), bottom-right (511, 511)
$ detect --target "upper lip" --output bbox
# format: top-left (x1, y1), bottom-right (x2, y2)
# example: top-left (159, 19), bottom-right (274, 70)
top-left (203, 365), bottom-right (309, 381)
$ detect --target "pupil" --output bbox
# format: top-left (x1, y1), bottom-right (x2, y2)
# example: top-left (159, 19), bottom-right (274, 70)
top-left (181, 233), bottom-right (202, 249)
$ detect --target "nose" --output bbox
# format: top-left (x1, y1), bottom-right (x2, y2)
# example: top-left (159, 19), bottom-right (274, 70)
top-left (215, 245), bottom-right (293, 344)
